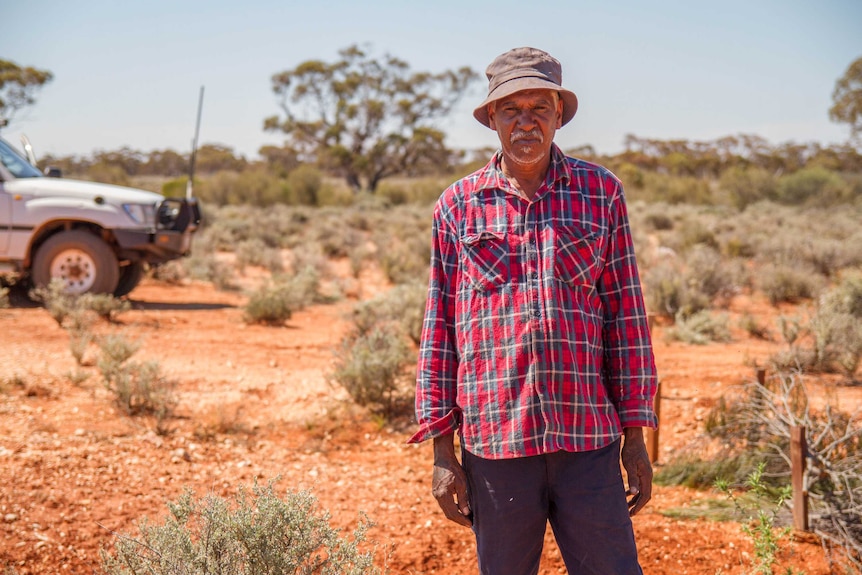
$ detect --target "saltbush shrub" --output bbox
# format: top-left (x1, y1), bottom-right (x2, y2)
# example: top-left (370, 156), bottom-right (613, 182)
top-left (331, 324), bottom-right (413, 419)
top-left (374, 225), bottom-right (431, 286)
top-left (204, 204), bottom-right (311, 251)
top-left (666, 310), bottom-right (731, 345)
top-left (675, 218), bottom-right (720, 253)
top-left (97, 333), bottom-right (177, 426)
top-left (177, 229), bottom-right (237, 290)
top-left (29, 280), bottom-right (78, 325)
top-left (352, 283), bottom-right (427, 345)
top-left (643, 260), bottom-right (713, 320)
top-left (809, 271), bottom-right (862, 376)
top-left (29, 280), bottom-right (131, 325)
top-left (101, 481), bottom-right (381, 575)
top-left (644, 261), bottom-right (687, 318)
top-left (243, 267), bottom-right (322, 325)
top-left (64, 304), bottom-right (98, 366)
top-left (98, 333), bottom-right (140, 371)
top-left (311, 218), bottom-right (363, 259)
top-left (203, 206), bottom-right (257, 248)
top-left (643, 210), bottom-right (674, 231)
top-left (684, 245), bottom-right (744, 307)
top-left (77, 293), bottom-right (131, 322)
top-left (235, 238), bottom-right (284, 273)
top-left (738, 313), bottom-right (771, 341)
top-left (757, 263), bottom-right (822, 306)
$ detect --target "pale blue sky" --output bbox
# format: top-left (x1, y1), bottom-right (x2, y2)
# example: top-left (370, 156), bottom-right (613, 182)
top-left (2, 0), bottom-right (861, 160)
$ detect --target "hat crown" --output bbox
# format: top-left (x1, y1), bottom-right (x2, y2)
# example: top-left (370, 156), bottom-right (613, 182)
top-left (472, 47), bottom-right (578, 129)
top-left (486, 47), bottom-right (563, 92)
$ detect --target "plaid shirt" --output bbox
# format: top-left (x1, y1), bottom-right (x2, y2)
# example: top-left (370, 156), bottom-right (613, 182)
top-left (409, 144), bottom-right (657, 459)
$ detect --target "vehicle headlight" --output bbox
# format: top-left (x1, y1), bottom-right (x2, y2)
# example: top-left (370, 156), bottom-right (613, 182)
top-left (123, 203), bottom-right (156, 225)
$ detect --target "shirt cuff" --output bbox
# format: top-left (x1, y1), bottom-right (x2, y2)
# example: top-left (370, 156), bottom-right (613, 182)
top-left (407, 409), bottom-right (461, 444)
top-left (617, 399), bottom-right (658, 430)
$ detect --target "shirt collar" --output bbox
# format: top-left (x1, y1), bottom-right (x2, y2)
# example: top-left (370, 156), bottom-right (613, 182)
top-left (472, 143), bottom-right (572, 196)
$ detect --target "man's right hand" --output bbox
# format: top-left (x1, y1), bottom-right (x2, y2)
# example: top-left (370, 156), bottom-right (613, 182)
top-left (431, 434), bottom-right (472, 527)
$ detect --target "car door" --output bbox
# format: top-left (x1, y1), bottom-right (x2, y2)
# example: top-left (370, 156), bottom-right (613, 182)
top-left (0, 182), bottom-right (10, 254)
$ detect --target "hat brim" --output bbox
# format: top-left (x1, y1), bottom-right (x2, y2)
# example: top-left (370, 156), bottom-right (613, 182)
top-left (473, 77), bottom-right (578, 128)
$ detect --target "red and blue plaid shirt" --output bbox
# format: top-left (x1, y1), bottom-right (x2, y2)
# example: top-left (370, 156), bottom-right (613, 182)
top-left (409, 144), bottom-right (657, 459)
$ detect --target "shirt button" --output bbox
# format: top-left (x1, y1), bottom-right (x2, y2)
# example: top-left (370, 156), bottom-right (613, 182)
top-left (531, 271), bottom-right (539, 280)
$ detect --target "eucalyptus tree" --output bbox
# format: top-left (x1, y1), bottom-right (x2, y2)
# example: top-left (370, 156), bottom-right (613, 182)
top-left (0, 59), bottom-right (53, 124)
top-left (264, 45), bottom-right (478, 192)
top-left (830, 56), bottom-right (862, 145)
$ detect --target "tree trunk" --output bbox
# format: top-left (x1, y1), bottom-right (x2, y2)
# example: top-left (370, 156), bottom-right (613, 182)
top-left (346, 172), bottom-right (362, 192)
top-left (368, 174), bottom-right (380, 193)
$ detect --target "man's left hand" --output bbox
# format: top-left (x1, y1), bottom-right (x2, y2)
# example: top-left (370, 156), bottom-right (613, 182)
top-left (621, 427), bottom-right (653, 516)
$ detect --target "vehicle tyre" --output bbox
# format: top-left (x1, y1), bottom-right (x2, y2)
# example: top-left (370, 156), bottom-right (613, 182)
top-left (32, 230), bottom-right (120, 295)
top-left (114, 261), bottom-right (146, 297)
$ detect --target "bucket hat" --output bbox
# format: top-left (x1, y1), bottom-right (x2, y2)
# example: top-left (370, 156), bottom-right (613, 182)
top-left (473, 47), bottom-right (578, 128)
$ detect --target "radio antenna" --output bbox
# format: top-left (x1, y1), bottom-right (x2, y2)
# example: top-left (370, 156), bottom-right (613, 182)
top-left (186, 86), bottom-right (205, 200)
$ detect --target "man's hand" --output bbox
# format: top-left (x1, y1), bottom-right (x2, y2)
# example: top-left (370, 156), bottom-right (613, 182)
top-left (431, 434), bottom-right (472, 527)
top-left (621, 427), bottom-right (653, 516)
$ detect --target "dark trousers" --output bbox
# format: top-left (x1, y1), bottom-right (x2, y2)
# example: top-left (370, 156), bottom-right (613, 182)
top-left (463, 439), bottom-right (643, 575)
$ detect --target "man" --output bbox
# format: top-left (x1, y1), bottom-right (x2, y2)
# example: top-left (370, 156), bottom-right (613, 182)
top-left (408, 47), bottom-right (658, 575)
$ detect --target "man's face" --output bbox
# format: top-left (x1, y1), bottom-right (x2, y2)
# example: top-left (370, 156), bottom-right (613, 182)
top-left (488, 89), bottom-right (563, 169)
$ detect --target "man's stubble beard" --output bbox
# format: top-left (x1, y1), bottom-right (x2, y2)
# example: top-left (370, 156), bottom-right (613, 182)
top-left (508, 129), bottom-right (547, 166)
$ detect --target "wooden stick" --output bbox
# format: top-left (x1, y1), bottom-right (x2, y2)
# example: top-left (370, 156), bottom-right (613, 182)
top-left (647, 381), bottom-right (662, 463)
top-left (790, 425), bottom-right (809, 531)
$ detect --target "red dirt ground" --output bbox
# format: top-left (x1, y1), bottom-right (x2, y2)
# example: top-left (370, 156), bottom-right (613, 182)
top-left (1, 268), bottom-right (858, 574)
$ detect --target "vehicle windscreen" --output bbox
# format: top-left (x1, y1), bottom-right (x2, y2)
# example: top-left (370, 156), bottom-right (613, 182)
top-left (0, 138), bottom-right (43, 178)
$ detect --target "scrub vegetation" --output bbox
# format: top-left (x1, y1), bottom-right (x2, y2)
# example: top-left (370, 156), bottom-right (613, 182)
top-left (100, 480), bottom-right (382, 575)
top-left (28, 137), bottom-right (862, 571)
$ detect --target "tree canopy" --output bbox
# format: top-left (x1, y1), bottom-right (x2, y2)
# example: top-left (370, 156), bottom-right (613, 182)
top-left (612, 133), bottom-right (862, 176)
top-left (0, 59), bottom-right (54, 124)
top-left (830, 56), bottom-right (862, 145)
top-left (264, 45), bottom-right (478, 192)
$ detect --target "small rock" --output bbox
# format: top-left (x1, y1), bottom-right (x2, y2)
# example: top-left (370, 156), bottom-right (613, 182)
top-left (4, 513), bottom-right (18, 523)
top-left (171, 448), bottom-right (191, 462)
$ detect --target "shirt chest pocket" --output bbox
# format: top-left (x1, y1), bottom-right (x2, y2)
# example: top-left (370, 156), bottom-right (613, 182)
top-left (460, 231), bottom-right (510, 292)
top-left (555, 228), bottom-right (602, 287)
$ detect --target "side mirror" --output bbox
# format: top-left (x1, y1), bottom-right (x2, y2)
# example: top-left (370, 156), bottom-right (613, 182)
top-left (44, 166), bottom-right (62, 178)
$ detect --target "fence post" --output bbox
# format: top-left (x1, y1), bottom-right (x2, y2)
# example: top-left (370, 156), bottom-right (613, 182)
top-left (790, 425), bottom-right (809, 531)
top-left (647, 381), bottom-right (662, 463)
